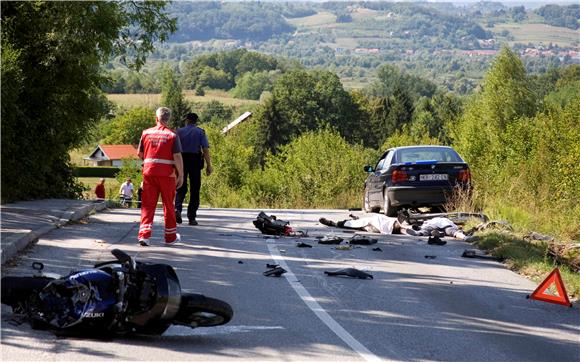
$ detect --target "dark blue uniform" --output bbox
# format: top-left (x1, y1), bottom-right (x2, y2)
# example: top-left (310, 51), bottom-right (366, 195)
top-left (175, 124), bottom-right (209, 223)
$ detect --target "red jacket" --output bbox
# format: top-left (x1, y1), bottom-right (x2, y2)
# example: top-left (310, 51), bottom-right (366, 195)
top-left (140, 124), bottom-right (179, 177)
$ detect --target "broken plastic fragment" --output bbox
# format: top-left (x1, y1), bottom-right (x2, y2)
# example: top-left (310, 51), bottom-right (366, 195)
top-left (349, 235), bottom-right (378, 245)
top-left (263, 266), bottom-right (287, 277)
top-left (296, 242), bottom-right (312, 248)
top-left (318, 235), bottom-right (343, 245)
top-left (324, 268), bottom-right (373, 279)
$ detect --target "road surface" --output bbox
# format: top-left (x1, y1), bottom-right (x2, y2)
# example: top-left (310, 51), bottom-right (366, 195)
top-left (2, 208), bottom-right (579, 361)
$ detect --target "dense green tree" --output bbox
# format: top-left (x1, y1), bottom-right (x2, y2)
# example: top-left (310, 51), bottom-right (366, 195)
top-left (253, 69), bottom-right (366, 163)
top-left (161, 66), bottom-right (190, 128)
top-left (232, 71), bottom-right (274, 100)
top-left (370, 64), bottom-right (437, 101)
top-left (102, 107), bottom-right (155, 145)
top-left (453, 46), bottom-right (536, 176)
top-left (1, 1), bottom-right (175, 201)
top-left (198, 100), bottom-right (234, 125)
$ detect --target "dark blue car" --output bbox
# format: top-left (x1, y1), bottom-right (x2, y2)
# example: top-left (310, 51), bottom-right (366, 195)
top-left (363, 145), bottom-right (471, 216)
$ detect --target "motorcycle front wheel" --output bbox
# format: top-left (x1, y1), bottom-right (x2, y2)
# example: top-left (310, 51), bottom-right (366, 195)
top-left (174, 293), bottom-right (233, 328)
top-left (1, 276), bottom-right (54, 308)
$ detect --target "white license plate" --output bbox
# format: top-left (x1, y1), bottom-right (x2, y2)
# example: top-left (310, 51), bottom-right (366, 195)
top-left (420, 174), bottom-right (448, 181)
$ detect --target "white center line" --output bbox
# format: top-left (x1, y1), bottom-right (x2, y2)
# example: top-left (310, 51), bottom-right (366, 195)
top-left (267, 242), bottom-right (384, 362)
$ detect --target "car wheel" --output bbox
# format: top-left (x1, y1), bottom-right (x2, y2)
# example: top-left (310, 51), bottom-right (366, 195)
top-left (383, 193), bottom-right (397, 217)
top-left (363, 191), bottom-right (371, 213)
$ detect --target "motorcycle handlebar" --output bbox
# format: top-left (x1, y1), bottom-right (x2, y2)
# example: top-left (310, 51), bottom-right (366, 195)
top-left (111, 249), bottom-right (136, 272)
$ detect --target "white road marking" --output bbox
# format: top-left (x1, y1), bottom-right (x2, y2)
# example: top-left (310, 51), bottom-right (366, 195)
top-left (267, 243), bottom-right (384, 362)
top-left (164, 325), bottom-right (285, 336)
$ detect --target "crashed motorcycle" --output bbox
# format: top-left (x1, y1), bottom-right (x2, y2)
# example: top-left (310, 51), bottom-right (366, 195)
top-left (1, 249), bottom-right (233, 336)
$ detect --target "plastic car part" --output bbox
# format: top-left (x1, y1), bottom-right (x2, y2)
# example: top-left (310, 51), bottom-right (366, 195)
top-left (263, 267), bottom-right (287, 277)
top-left (324, 268), bottom-right (373, 279)
top-left (317, 235), bottom-right (343, 245)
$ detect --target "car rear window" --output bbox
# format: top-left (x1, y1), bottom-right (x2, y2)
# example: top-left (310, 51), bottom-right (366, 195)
top-left (395, 147), bottom-right (463, 163)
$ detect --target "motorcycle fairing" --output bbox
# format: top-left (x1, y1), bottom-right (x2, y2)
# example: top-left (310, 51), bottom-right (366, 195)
top-left (38, 269), bottom-right (116, 329)
top-left (128, 264), bottom-right (181, 327)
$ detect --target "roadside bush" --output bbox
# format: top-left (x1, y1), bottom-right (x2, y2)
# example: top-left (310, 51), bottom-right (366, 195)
top-left (102, 107), bottom-right (155, 145)
top-left (249, 129), bottom-right (378, 208)
top-left (73, 166), bottom-right (120, 178)
top-left (115, 158), bottom-right (143, 192)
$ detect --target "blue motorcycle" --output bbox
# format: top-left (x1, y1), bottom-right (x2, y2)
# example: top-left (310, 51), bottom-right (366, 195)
top-left (1, 249), bottom-right (233, 336)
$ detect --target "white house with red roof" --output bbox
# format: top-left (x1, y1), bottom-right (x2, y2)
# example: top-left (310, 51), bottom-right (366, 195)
top-left (85, 144), bottom-right (140, 167)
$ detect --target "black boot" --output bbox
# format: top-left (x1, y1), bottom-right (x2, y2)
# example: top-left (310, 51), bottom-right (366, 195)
top-left (175, 211), bottom-right (182, 224)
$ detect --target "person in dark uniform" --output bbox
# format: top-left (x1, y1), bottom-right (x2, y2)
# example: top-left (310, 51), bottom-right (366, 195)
top-left (175, 113), bottom-right (213, 226)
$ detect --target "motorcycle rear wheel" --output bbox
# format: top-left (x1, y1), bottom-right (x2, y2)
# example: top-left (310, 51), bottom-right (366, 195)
top-left (174, 294), bottom-right (233, 328)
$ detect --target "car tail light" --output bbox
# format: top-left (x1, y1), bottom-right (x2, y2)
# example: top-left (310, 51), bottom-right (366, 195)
top-left (458, 169), bottom-right (471, 183)
top-left (391, 170), bottom-right (408, 184)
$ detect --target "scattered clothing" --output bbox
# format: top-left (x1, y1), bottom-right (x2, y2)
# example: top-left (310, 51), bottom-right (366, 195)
top-left (324, 268), bottom-right (373, 279)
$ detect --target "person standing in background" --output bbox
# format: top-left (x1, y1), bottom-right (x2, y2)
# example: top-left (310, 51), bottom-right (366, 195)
top-left (95, 178), bottom-right (106, 200)
top-left (119, 178), bottom-right (134, 208)
top-left (137, 107), bottom-right (183, 246)
top-left (175, 112), bottom-right (213, 226)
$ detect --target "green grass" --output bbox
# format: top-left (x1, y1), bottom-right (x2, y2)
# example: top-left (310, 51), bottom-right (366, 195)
top-left (77, 177), bottom-right (120, 201)
top-left (107, 90), bottom-right (259, 109)
top-left (287, 11), bottom-right (336, 27)
top-left (490, 23), bottom-right (580, 47)
top-left (474, 231), bottom-right (580, 300)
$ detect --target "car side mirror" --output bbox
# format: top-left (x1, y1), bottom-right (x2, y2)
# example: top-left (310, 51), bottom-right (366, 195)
top-left (364, 165), bottom-right (374, 172)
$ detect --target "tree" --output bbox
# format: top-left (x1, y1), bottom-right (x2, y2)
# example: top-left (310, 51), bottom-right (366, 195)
top-left (1, 1), bottom-right (175, 202)
top-left (232, 71), bottom-right (274, 100)
top-left (253, 69), bottom-right (366, 163)
top-left (453, 46), bottom-right (536, 175)
top-left (102, 107), bottom-right (155, 145)
top-left (161, 66), bottom-right (190, 128)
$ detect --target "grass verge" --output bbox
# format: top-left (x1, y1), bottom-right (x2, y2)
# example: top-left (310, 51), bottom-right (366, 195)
top-left (473, 231), bottom-right (580, 300)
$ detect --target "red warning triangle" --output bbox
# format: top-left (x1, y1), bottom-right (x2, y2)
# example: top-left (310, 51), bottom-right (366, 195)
top-left (529, 268), bottom-right (572, 307)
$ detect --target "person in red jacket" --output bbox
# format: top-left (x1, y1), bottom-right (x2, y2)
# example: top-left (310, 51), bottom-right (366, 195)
top-left (95, 178), bottom-right (106, 200)
top-left (137, 107), bottom-right (184, 246)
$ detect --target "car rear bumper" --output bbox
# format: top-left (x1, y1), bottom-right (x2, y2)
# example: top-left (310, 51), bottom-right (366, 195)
top-left (387, 186), bottom-right (452, 207)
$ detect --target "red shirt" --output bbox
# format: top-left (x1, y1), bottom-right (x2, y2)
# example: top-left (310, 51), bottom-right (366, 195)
top-left (95, 184), bottom-right (105, 199)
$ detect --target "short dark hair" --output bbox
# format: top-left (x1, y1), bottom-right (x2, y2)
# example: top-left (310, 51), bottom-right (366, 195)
top-left (184, 112), bottom-right (199, 124)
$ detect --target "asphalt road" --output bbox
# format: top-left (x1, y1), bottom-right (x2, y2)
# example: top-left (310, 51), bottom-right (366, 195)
top-left (2, 208), bottom-right (579, 361)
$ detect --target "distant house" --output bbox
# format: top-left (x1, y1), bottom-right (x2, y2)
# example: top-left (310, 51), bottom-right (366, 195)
top-left (85, 144), bottom-right (140, 167)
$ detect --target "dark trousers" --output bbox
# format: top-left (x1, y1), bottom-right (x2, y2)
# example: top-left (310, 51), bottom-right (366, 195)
top-left (175, 153), bottom-right (202, 220)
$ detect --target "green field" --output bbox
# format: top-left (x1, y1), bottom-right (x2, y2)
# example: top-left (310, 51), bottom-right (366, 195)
top-left (77, 177), bottom-right (121, 201)
top-left (107, 90), bottom-right (259, 109)
top-left (491, 23), bottom-right (580, 47)
top-left (286, 11), bottom-right (336, 27)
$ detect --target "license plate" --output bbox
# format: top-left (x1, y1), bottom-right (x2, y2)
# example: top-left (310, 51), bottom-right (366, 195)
top-left (420, 174), bottom-right (448, 181)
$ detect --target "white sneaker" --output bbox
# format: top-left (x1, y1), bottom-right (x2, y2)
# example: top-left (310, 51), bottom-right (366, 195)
top-left (165, 233), bottom-right (180, 246)
top-left (139, 238), bottom-right (150, 247)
